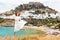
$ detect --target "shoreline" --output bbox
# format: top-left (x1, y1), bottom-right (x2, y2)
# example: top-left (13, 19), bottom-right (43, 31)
top-left (0, 26), bottom-right (60, 37)
top-left (0, 26), bottom-right (60, 36)
top-left (25, 26), bottom-right (60, 36)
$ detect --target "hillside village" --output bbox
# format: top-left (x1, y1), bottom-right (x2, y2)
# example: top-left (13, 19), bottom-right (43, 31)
top-left (0, 2), bottom-right (60, 29)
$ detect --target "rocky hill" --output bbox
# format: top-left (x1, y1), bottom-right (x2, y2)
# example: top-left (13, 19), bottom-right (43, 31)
top-left (0, 2), bottom-right (59, 27)
top-left (14, 2), bottom-right (57, 13)
top-left (2, 2), bottom-right (57, 16)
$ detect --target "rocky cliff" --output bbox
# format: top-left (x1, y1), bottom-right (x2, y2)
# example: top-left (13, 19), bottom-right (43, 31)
top-left (0, 18), bottom-right (14, 27)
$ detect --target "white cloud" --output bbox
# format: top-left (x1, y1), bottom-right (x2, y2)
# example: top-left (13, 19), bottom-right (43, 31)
top-left (0, 0), bottom-right (60, 13)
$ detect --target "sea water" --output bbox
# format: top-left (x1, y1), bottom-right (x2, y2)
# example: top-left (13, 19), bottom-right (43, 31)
top-left (0, 27), bottom-right (39, 37)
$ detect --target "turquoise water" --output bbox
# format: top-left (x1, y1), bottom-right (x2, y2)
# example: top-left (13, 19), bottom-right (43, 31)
top-left (0, 27), bottom-right (39, 37)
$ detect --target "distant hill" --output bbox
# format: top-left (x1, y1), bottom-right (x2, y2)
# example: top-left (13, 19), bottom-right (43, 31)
top-left (0, 2), bottom-right (59, 27)
top-left (2, 2), bottom-right (58, 16)
top-left (14, 2), bottom-right (57, 13)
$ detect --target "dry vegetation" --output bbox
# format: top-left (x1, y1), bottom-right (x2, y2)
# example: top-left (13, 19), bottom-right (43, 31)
top-left (0, 35), bottom-right (60, 40)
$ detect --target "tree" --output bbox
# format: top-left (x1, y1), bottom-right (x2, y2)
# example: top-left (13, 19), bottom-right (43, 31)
top-left (55, 24), bottom-right (60, 30)
top-left (34, 10), bottom-right (41, 14)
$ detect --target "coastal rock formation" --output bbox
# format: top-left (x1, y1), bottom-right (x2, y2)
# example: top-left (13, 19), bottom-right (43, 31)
top-left (0, 19), bottom-right (14, 27)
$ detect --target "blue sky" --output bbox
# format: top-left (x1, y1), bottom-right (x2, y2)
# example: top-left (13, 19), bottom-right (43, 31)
top-left (0, 0), bottom-right (60, 13)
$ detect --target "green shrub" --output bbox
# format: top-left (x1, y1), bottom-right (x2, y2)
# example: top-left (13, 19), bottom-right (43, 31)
top-left (0, 18), bottom-right (4, 23)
